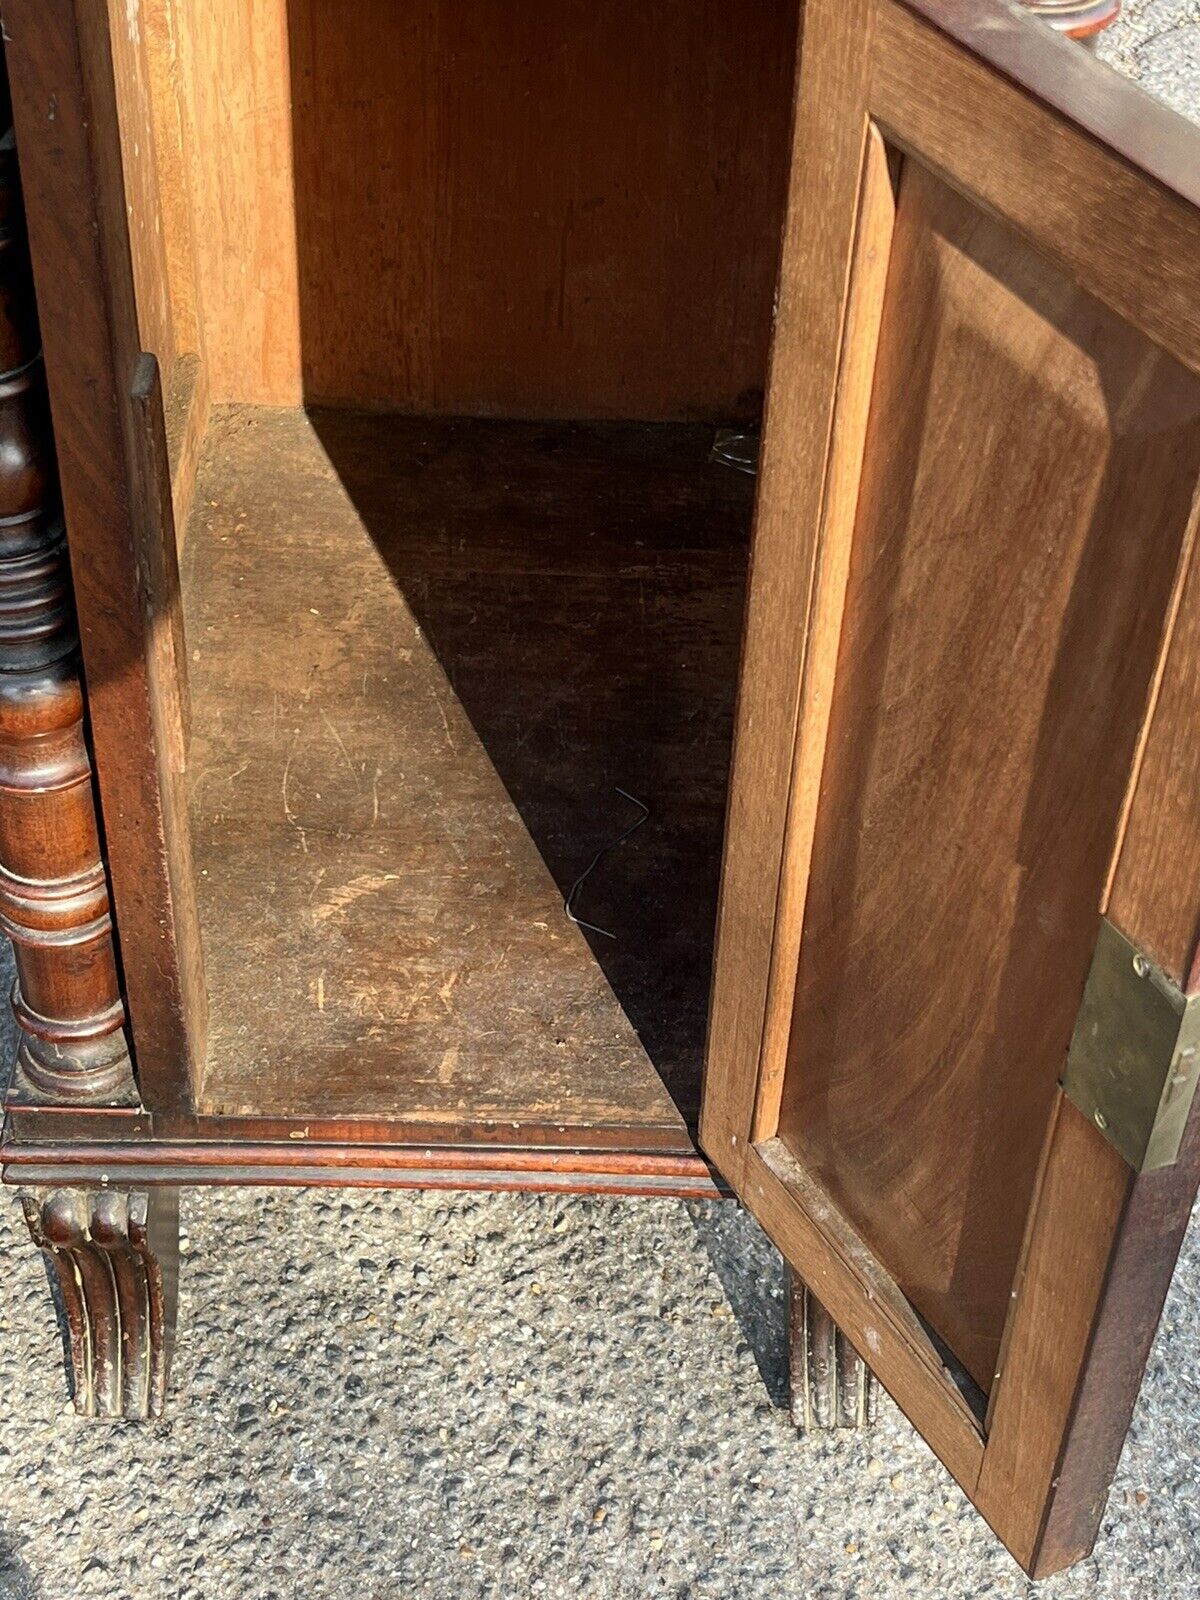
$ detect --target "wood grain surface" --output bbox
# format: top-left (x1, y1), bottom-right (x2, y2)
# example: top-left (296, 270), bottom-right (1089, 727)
top-left (777, 160), bottom-right (1200, 1391)
top-left (754, 123), bottom-right (897, 1131)
top-left (875, 1), bottom-right (1200, 375)
top-left (165, 0), bottom-right (797, 417)
top-left (104, 0), bottom-right (208, 536)
top-left (1106, 490), bottom-right (1200, 983)
top-left (103, 0), bottom-right (175, 394)
top-left (171, 0), bottom-right (301, 407)
top-left (184, 407), bottom-right (748, 1138)
top-left (746, 1139), bottom-right (986, 1492)
top-left (973, 1094), bottom-right (1132, 1571)
top-left (700, 0), bottom-right (877, 1191)
top-left (5, 0), bottom-right (206, 1110)
top-left (1, 1137), bottom-right (727, 1198)
top-left (0, 81), bottom-right (137, 1107)
top-left (897, 0), bottom-right (1200, 210)
top-left (284, 0), bottom-right (797, 418)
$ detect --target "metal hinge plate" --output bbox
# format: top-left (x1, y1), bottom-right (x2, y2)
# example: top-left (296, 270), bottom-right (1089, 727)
top-left (1062, 919), bottom-right (1200, 1173)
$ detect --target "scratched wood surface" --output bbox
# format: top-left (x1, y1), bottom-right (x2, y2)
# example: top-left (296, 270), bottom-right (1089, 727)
top-left (183, 407), bottom-right (749, 1138)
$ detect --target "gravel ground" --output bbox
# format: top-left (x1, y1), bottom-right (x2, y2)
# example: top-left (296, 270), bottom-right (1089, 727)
top-left (3, 5), bottom-right (1200, 1597)
top-left (1095, 0), bottom-right (1200, 110)
top-left (0, 1182), bottom-right (1198, 1600)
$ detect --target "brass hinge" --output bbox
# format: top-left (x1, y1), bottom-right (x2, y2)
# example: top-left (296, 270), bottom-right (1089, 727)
top-left (1062, 919), bottom-right (1200, 1173)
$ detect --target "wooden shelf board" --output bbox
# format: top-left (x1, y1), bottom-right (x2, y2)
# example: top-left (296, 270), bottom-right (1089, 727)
top-left (182, 407), bottom-right (749, 1145)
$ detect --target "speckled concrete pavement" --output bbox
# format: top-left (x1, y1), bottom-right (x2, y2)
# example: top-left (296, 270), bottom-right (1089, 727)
top-left (3, 5), bottom-right (1200, 1597)
top-left (1, 1180), bottom-right (1198, 1600)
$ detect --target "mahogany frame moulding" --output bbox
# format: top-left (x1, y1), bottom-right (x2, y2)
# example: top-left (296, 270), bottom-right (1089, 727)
top-left (701, 0), bottom-right (1200, 1580)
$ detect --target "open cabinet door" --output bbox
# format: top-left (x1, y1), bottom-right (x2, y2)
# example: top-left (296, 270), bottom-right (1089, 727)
top-left (702, 0), bottom-right (1200, 1577)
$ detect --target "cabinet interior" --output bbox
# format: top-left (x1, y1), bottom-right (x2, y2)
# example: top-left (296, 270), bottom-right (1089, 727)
top-left (112, 0), bottom-right (802, 1149)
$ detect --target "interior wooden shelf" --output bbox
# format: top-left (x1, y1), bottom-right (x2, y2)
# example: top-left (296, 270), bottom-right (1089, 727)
top-left (183, 407), bottom-right (750, 1148)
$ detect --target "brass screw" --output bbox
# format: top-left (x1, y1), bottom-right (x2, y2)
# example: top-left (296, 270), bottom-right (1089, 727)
top-left (1133, 954), bottom-right (1150, 978)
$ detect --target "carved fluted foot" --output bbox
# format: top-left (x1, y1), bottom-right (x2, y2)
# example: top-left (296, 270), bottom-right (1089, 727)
top-left (787, 1267), bottom-right (876, 1431)
top-left (21, 1188), bottom-right (178, 1420)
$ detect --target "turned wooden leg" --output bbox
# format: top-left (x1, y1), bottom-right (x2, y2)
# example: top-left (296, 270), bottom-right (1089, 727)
top-left (21, 1189), bottom-right (179, 1420)
top-left (787, 1266), bottom-right (877, 1430)
top-left (0, 63), bottom-right (137, 1107)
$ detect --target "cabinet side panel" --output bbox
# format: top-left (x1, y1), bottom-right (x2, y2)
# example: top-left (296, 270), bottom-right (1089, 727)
top-left (104, 0), bottom-right (174, 385)
top-left (105, 0), bottom-right (209, 536)
top-left (776, 161), bottom-right (1200, 1391)
top-left (173, 0), bottom-right (301, 407)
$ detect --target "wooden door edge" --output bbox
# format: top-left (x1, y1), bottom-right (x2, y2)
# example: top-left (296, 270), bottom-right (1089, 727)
top-left (699, 0), bottom-right (881, 1189)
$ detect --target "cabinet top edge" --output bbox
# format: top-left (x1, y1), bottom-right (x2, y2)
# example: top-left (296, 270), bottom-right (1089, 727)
top-left (893, 0), bottom-right (1200, 212)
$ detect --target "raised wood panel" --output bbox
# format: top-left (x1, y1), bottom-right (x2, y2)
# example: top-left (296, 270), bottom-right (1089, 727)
top-left (776, 160), bottom-right (1200, 1392)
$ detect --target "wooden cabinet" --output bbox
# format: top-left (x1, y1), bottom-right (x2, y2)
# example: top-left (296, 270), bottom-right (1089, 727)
top-left (1, 0), bottom-right (1196, 1577)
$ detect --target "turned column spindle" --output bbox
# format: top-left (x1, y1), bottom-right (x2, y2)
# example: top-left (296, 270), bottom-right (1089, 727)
top-left (0, 88), bottom-right (136, 1105)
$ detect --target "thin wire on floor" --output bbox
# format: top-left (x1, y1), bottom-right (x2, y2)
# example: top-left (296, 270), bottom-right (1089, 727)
top-left (564, 788), bottom-right (650, 940)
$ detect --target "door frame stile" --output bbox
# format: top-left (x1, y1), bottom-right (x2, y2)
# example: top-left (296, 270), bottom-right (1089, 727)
top-left (752, 122), bottom-right (898, 1143)
top-left (701, 0), bottom-right (879, 1189)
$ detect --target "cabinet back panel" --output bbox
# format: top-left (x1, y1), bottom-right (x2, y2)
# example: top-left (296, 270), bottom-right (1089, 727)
top-left (199, 0), bottom-right (794, 418)
top-left (776, 162), bottom-right (1200, 1393)
top-left (134, 0), bottom-right (797, 414)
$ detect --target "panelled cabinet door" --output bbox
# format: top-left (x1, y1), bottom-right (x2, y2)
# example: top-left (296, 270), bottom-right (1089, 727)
top-left (702, 0), bottom-right (1200, 1577)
